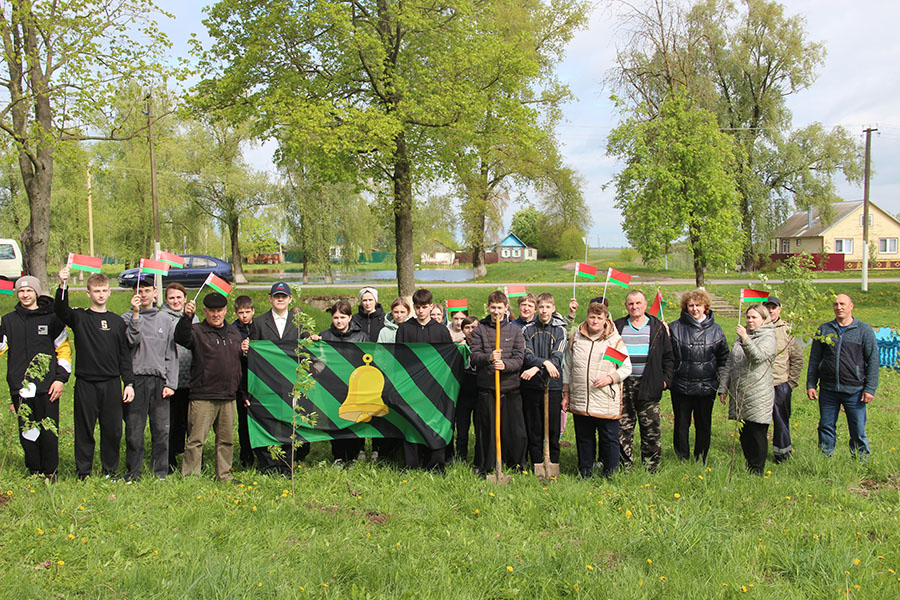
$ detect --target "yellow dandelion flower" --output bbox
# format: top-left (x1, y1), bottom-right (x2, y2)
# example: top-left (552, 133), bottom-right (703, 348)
top-left (196, 495), bottom-right (202, 500)
top-left (854, 585), bottom-right (860, 590)
top-left (489, 492), bottom-right (495, 497)
top-left (67, 534), bottom-right (75, 540)
top-left (396, 542), bottom-right (401, 547)
top-left (252, 506), bottom-right (257, 511)
top-left (659, 576), bottom-right (667, 582)
top-left (80, 537), bottom-right (87, 543)
top-left (507, 566), bottom-right (514, 572)
top-left (153, 550), bottom-right (158, 555)
top-left (878, 556), bottom-right (885, 560)
top-left (473, 509), bottom-right (480, 515)
top-left (639, 580), bottom-right (644, 587)
top-left (258, 583), bottom-right (262, 587)
top-left (647, 559), bottom-right (653, 564)
top-left (889, 568), bottom-right (895, 574)
top-left (586, 565), bottom-right (594, 571)
top-left (37, 528), bottom-right (43, 535)
top-left (853, 559), bottom-right (861, 566)
top-left (673, 493), bottom-right (681, 499)
top-left (741, 585), bottom-right (748, 592)
top-left (57, 560), bottom-right (64, 566)
top-left (625, 510), bottom-right (633, 517)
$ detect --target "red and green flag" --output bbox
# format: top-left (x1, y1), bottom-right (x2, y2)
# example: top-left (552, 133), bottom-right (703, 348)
top-left (575, 262), bottom-right (597, 279)
top-left (0, 280), bottom-right (13, 296)
top-left (505, 285), bottom-right (526, 298)
top-left (138, 258), bottom-right (170, 277)
top-left (447, 299), bottom-right (468, 313)
top-left (606, 268), bottom-right (632, 288)
top-left (740, 289), bottom-right (769, 303)
top-left (156, 251), bottom-right (186, 268)
top-left (648, 290), bottom-right (666, 319)
top-left (67, 253), bottom-right (102, 274)
top-left (203, 273), bottom-right (232, 297)
top-left (602, 346), bottom-right (628, 366)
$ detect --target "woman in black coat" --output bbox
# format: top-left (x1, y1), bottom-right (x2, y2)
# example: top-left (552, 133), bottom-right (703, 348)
top-left (668, 289), bottom-right (729, 463)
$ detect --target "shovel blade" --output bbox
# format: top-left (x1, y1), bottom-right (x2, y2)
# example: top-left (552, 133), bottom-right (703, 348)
top-left (486, 470), bottom-right (511, 485)
top-left (535, 461), bottom-right (560, 481)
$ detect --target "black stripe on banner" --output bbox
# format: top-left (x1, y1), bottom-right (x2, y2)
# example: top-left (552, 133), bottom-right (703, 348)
top-left (247, 349), bottom-right (311, 444)
top-left (389, 343), bottom-right (458, 424)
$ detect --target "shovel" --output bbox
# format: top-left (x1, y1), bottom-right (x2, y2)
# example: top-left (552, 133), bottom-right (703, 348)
top-left (486, 316), bottom-right (511, 485)
top-left (534, 382), bottom-right (560, 481)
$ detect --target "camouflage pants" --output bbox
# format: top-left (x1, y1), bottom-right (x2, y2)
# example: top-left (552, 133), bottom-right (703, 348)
top-left (619, 378), bottom-right (661, 472)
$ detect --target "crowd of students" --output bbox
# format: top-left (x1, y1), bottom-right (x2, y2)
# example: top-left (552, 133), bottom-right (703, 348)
top-left (0, 269), bottom-right (879, 482)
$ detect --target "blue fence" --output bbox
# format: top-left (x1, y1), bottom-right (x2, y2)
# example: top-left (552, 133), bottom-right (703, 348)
top-left (875, 327), bottom-right (900, 370)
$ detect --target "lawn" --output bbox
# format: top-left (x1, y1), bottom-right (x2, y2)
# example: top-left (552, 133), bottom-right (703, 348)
top-left (1, 284), bottom-right (899, 598)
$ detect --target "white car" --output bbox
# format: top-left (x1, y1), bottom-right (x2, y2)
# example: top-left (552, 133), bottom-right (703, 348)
top-left (0, 238), bottom-right (23, 281)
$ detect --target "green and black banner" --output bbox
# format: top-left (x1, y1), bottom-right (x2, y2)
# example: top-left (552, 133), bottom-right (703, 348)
top-left (247, 340), bottom-right (464, 450)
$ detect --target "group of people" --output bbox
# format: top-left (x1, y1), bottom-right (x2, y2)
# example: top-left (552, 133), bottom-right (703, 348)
top-left (0, 264), bottom-right (880, 481)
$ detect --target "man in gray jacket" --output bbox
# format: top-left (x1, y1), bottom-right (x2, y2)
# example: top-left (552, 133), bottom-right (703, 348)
top-left (764, 297), bottom-right (802, 463)
top-left (121, 276), bottom-right (177, 480)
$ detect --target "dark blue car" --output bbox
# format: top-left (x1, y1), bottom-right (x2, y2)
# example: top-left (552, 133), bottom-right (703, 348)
top-left (117, 254), bottom-right (234, 289)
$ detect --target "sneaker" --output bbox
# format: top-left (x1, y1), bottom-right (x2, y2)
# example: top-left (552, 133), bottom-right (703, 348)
top-left (332, 459), bottom-right (345, 469)
top-left (369, 451), bottom-right (379, 463)
top-left (356, 450), bottom-right (367, 462)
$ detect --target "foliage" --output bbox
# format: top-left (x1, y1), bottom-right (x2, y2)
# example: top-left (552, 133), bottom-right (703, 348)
top-left (556, 227), bottom-right (586, 260)
top-left (762, 253), bottom-right (833, 342)
top-left (239, 216), bottom-right (280, 258)
top-left (1, 353), bottom-right (52, 474)
top-left (510, 206), bottom-right (543, 249)
top-left (608, 95), bottom-right (743, 286)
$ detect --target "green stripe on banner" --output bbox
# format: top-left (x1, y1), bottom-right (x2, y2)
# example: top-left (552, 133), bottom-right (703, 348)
top-left (308, 344), bottom-right (386, 438)
top-left (248, 413), bottom-right (280, 446)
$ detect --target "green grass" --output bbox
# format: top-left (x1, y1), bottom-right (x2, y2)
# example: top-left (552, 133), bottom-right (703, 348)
top-left (2, 284), bottom-right (900, 597)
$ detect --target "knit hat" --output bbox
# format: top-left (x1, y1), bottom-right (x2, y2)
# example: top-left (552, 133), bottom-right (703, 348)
top-left (359, 287), bottom-right (378, 302)
top-left (14, 275), bottom-right (42, 297)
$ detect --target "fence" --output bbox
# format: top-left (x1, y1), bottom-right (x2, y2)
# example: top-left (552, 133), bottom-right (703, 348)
top-left (875, 327), bottom-right (900, 370)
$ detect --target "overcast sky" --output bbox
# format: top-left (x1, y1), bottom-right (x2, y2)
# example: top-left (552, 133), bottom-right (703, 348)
top-left (156, 0), bottom-right (900, 248)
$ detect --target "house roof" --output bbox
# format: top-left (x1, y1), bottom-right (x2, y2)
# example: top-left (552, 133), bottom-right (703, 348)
top-left (772, 201), bottom-right (863, 239)
top-left (498, 233), bottom-right (527, 248)
top-left (421, 239), bottom-right (455, 253)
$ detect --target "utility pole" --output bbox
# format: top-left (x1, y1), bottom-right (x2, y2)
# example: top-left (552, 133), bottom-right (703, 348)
top-left (147, 92), bottom-right (162, 305)
top-left (861, 127), bottom-right (876, 292)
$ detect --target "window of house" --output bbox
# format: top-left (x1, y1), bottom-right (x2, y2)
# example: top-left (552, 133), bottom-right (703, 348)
top-left (512, 248), bottom-right (521, 257)
top-left (859, 213), bottom-right (874, 227)
top-left (501, 248), bottom-right (510, 257)
top-left (781, 239), bottom-right (790, 253)
top-left (834, 238), bottom-right (853, 254)
top-left (796, 239), bottom-right (801, 247)
top-left (879, 238), bottom-right (898, 254)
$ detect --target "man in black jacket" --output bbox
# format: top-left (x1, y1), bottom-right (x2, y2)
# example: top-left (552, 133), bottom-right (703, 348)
top-left (1, 276), bottom-right (71, 479)
top-left (614, 290), bottom-right (674, 472)
top-left (249, 282), bottom-right (311, 474)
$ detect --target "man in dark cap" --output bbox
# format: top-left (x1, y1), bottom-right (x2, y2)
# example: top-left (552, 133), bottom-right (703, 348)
top-left (174, 292), bottom-right (244, 481)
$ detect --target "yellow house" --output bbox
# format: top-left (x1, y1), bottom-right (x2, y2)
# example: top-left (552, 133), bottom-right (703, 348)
top-left (771, 200), bottom-right (900, 269)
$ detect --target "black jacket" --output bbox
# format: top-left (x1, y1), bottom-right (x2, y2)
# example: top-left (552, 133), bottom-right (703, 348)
top-left (351, 305), bottom-right (386, 342)
top-left (1, 296), bottom-right (71, 396)
top-left (250, 310), bottom-right (308, 343)
top-left (396, 318), bottom-right (452, 344)
top-left (668, 310), bottom-right (729, 397)
top-left (520, 313), bottom-right (567, 390)
top-left (320, 319), bottom-right (369, 343)
top-left (175, 316), bottom-right (243, 401)
top-left (469, 316), bottom-right (525, 392)
top-left (614, 314), bottom-right (674, 400)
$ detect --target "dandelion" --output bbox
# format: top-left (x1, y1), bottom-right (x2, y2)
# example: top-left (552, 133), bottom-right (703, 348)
top-left (80, 537), bottom-right (86, 543)
top-left (878, 556), bottom-right (885, 560)
top-left (196, 495), bottom-right (202, 500)
top-left (659, 576), bottom-right (667, 582)
top-left (698, 475), bottom-right (703, 480)
top-left (853, 559), bottom-right (861, 566)
top-left (506, 566), bottom-right (514, 572)
top-left (252, 506), bottom-right (257, 511)
top-left (625, 510), bottom-right (633, 517)
top-left (153, 550), bottom-right (158, 555)
top-left (258, 583), bottom-right (262, 587)
top-left (57, 561), bottom-right (64, 566)
top-left (67, 534), bottom-right (75, 540)
top-left (489, 493), bottom-right (495, 497)
top-left (647, 559), bottom-right (653, 564)
top-left (639, 580), bottom-right (644, 587)
top-left (473, 509), bottom-right (480, 515)
top-left (36, 528), bottom-right (43, 535)
top-left (673, 493), bottom-right (681, 499)
top-left (586, 565), bottom-right (594, 571)
top-left (741, 585), bottom-right (748, 592)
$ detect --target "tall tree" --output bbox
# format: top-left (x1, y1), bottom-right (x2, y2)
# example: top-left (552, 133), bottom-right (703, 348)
top-left (611, 0), bottom-right (861, 267)
top-left (608, 95), bottom-right (743, 286)
top-left (0, 0), bottom-right (175, 286)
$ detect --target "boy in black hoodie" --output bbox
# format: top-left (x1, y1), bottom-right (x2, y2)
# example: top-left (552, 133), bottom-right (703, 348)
top-left (1, 276), bottom-right (71, 479)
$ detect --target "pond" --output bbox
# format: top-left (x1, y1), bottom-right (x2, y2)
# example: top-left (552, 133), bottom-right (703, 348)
top-left (243, 268), bottom-right (474, 285)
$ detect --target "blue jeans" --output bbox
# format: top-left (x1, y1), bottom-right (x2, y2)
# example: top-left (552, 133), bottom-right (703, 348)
top-left (817, 389), bottom-right (869, 457)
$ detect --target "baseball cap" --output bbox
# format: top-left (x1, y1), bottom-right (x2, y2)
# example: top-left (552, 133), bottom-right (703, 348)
top-left (270, 282), bottom-right (291, 296)
top-left (764, 296), bottom-right (781, 307)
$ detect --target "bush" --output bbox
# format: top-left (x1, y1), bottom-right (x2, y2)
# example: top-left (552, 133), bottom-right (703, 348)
top-left (556, 227), bottom-right (586, 260)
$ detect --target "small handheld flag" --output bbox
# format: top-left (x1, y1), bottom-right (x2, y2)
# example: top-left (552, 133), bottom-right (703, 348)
top-left (138, 258), bottom-right (170, 277)
top-left (0, 280), bottom-right (13, 296)
top-left (504, 285), bottom-right (526, 298)
top-left (740, 289), bottom-right (769, 303)
top-left (648, 289), bottom-right (666, 319)
top-left (67, 253), bottom-right (102, 273)
top-left (204, 273), bottom-right (232, 297)
top-left (447, 299), bottom-right (468, 313)
top-left (606, 268), bottom-right (632, 288)
top-left (602, 346), bottom-right (628, 366)
top-left (156, 251), bottom-right (186, 268)
top-left (575, 262), bottom-right (597, 279)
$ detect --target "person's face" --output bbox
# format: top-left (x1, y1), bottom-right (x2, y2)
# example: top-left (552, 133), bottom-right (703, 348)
top-left (518, 300), bottom-right (535, 321)
top-left (430, 306), bottom-right (444, 322)
top-left (833, 294), bottom-right (853, 319)
top-left (626, 294), bottom-right (647, 320)
top-left (360, 292), bottom-right (377, 314)
top-left (166, 289), bottom-right (186, 312)
top-left (687, 301), bottom-right (706, 320)
top-left (137, 284), bottom-right (156, 308)
top-left (586, 311), bottom-right (607, 335)
top-left (236, 306), bottom-right (255, 324)
top-left (451, 311), bottom-right (466, 331)
top-left (392, 304), bottom-right (410, 323)
top-left (488, 302), bottom-right (508, 323)
top-left (332, 311), bottom-right (351, 332)
top-left (86, 283), bottom-right (110, 307)
top-left (745, 309), bottom-right (764, 332)
top-left (463, 321), bottom-right (477, 340)
top-left (414, 303), bottom-right (432, 323)
top-left (204, 307), bottom-right (227, 328)
top-left (765, 304), bottom-right (781, 321)
top-left (16, 286), bottom-right (38, 309)
top-left (537, 301), bottom-right (555, 324)
top-left (270, 293), bottom-right (291, 313)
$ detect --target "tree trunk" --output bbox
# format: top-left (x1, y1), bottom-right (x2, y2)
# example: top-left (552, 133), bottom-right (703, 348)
top-left (688, 222), bottom-right (705, 288)
top-left (18, 146), bottom-right (53, 290)
top-left (229, 214), bottom-right (248, 284)
top-left (393, 133), bottom-right (415, 297)
top-left (471, 204), bottom-right (487, 278)
top-left (302, 255), bottom-right (309, 284)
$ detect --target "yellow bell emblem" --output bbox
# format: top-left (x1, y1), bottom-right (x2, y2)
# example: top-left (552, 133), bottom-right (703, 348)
top-left (339, 353), bottom-right (388, 423)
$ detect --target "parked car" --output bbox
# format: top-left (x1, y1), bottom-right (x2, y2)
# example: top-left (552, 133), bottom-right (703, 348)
top-left (0, 238), bottom-right (24, 281)
top-left (117, 255), bottom-right (233, 289)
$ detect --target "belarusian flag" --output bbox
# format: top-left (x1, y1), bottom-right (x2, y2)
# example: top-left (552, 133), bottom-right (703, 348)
top-left (0, 280), bottom-right (13, 296)
top-left (247, 340), bottom-right (463, 449)
top-left (606, 268), bottom-right (632, 288)
top-left (203, 273), bottom-right (232, 297)
top-left (575, 262), bottom-right (597, 279)
top-left (740, 289), bottom-right (769, 303)
top-left (139, 258), bottom-right (170, 276)
top-left (156, 251), bottom-right (185, 268)
top-left (67, 253), bottom-right (102, 273)
top-left (602, 346), bottom-right (628, 366)
top-left (447, 299), bottom-right (468, 313)
top-left (505, 285), bottom-right (526, 298)
top-left (648, 290), bottom-right (666, 319)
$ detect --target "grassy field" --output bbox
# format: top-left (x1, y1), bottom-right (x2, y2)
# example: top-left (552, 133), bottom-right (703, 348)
top-left (1, 284), bottom-right (899, 598)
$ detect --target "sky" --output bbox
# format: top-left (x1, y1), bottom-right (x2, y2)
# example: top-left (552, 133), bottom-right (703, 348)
top-left (155, 0), bottom-right (900, 248)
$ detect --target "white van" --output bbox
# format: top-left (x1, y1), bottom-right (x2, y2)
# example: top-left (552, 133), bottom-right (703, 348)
top-left (0, 238), bottom-right (24, 281)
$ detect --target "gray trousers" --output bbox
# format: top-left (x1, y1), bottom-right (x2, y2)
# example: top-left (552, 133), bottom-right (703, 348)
top-left (123, 375), bottom-right (170, 479)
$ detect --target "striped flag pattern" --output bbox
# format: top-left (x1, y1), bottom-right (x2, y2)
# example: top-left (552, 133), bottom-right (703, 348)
top-left (203, 273), bottom-right (232, 296)
top-left (247, 341), bottom-right (463, 449)
top-left (156, 251), bottom-right (186, 268)
top-left (606, 268), bottom-right (632, 288)
top-left (447, 299), bottom-right (468, 313)
top-left (602, 346), bottom-right (628, 366)
top-left (505, 285), bottom-right (526, 298)
top-left (575, 262), bottom-right (597, 279)
top-left (67, 253), bottom-right (103, 273)
top-left (0, 280), bottom-right (13, 296)
top-left (740, 289), bottom-right (769, 303)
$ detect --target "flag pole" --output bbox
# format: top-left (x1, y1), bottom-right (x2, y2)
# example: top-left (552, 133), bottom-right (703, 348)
top-left (601, 268), bottom-right (610, 304)
top-left (192, 282), bottom-right (206, 304)
top-left (572, 263), bottom-right (578, 300)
